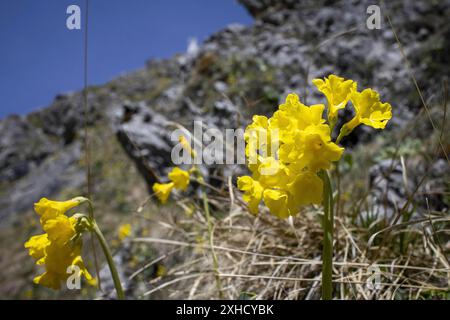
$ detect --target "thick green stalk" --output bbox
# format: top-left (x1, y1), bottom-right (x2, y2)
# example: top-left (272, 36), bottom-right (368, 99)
top-left (319, 170), bottom-right (334, 300)
top-left (91, 221), bottom-right (125, 300)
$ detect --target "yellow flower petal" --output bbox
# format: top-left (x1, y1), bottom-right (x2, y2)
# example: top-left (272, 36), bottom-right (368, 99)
top-left (313, 74), bottom-right (357, 123)
top-left (72, 255), bottom-right (97, 287)
top-left (287, 171), bottom-right (323, 206)
top-left (349, 88), bottom-right (392, 130)
top-left (152, 182), bottom-right (174, 204)
top-left (34, 197), bottom-right (80, 225)
top-left (168, 167), bottom-right (190, 191)
top-left (262, 189), bottom-right (293, 219)
top-left (44, 245), bottom-right (77, 274)
top-left (237, 176), bottom-right (263, 214)
top-left (24, 234), bottom-right (50, 261)
top-left (43, 215), bottom-right (76, 247)
top-left (296, 125), bottom-right (344, 171)
top-left (34, 272), bottom-right (61, 290)
top-left (257, 156), bottom-right (289, 189)
top-left (244, 115), bottom-right (277, 160)
top-left (269, 93), bottom-right (325, 144)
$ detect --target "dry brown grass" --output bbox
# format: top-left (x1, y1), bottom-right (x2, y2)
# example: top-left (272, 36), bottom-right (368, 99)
top-left (126, 171), bottom-right (449, 300)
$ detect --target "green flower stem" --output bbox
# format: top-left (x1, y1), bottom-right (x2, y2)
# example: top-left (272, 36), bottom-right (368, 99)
top-left (319, 170), bottom-right (334, 300)
top-left (335, 132), bottom-right (344, 145)
top-left (336, 121), bottom-right (356, 145)
top-left (91, 221), bottom-right (125, 300)
top-left (201, 188), bottom-right (224, 299)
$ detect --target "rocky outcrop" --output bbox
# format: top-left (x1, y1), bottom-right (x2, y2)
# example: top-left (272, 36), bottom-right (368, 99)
top-left (0, 115), bottom-right (55, 182)
top-left (114, 102), bottom-right (172, 188)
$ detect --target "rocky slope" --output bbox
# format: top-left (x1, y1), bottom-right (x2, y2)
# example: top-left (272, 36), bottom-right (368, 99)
top-left (0, 0), bottom-right (449, 298)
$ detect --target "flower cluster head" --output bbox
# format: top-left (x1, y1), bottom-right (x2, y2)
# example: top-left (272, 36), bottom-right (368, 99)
top-left (153, 167), bottom-right (191, 204)
top-left (24, 198), bottom-right (96, 290)
top-left (238, 74), bottom-right (392, 218)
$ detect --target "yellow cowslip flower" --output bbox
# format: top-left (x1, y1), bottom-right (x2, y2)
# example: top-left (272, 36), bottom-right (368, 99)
top-left (237, 176), bottom-right (264, 214)
top-left (152, 166), bottom-right (191, 204)
top-left (244, 115), bottom-right (277, 160)
top-left (43, 215), bottom-right (78, 246)
top-left (344, 88), bottom-right (392, 132)
top-left (34, 197), bottom-right (81, 225)
top-left (277, 122), bottom-right (343, 171)
top-left (256, 156), bottom-right (290, 189)
top-left (24, 212), bottom-right (95, 290)
top-left (34, 254), bottom-right (96, 290)
top-left (168, 167), bottom-right (190, 191)
top-left (238, 76), bottom-right (392, 224)
top-left (153, 182), bottom-right (174, 204)
top-left (38, 216), bottom-right (95, 289)
top-left (262, 189), bottom-right (296, 218)
top-left (287, 171), bottom-right (323, 206)
top-left (24, 234), bottom-right (49, 262)
top-left (312, 74), bottom-right (357, 125)
top-left (244, 115), bottom-right (279, 176)
top-left (118, 223), bottom-right (132, 241)
top-left (294, 125), bottom-right (344, 172)
top-left (269, 93), bottom-right (325, 144)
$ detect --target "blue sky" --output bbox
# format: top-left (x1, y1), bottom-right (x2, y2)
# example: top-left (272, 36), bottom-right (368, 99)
top-left (0, 0), bottom-right (252, 118)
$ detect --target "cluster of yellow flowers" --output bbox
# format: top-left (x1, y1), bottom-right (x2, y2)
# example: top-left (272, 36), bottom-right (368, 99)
top-left (152, 135), bottom-right (194, 204)
top-left (152, 167), bottom-right (191, 204)
top-left (24, 198), bottom-right (96, 290)
top-left (238, 74), bottom-right (392, 218)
